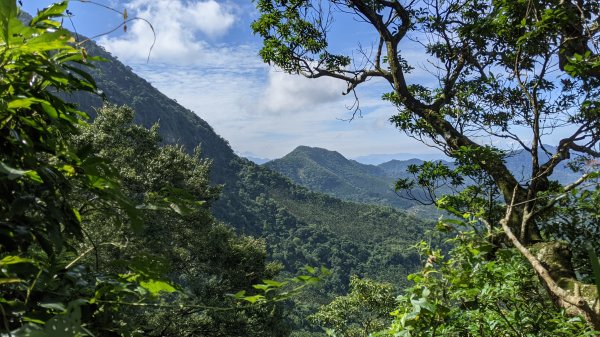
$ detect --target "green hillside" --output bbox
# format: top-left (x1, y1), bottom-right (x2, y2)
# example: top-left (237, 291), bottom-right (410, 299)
top-left (8, 4), bottom-right (600, 336)
top-left (264, 146), bottom-right (416, 209)
top-left (64, 37), bottom-right (432, 333)
top-left (264, 146), bottom-right (447, 219)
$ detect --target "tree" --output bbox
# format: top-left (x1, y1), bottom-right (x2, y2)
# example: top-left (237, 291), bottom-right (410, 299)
top-left (74, 104), bottom-right (289, 337)
top-left (387, 233), bottom-right (596, 336)
top-left (309, 276), bottom-right (396, 337)
top-left (252, 0), bottom-right (600, 328)
top-left (0, 1), bottom-right (147, 334)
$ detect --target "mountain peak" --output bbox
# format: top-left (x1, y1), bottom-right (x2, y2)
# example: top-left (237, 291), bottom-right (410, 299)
top-left (292, 145), bottom-right (343, 156)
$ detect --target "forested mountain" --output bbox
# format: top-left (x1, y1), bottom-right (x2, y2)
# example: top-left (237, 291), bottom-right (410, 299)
top-left (5, 3), bottom-right (599, 336)
top-left (264, 146), bottom-right (418, 210)
top-left (266, 145), bottom-right (582, 218)
top-left (61, 34), bottom-right (432, 334)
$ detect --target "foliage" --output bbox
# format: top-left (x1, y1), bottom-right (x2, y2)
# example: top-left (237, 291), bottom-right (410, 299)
top-left (70, 104), bottom-right (292, 337)
top-left (0, 2), bottom-right (152, 335)
top-left (27, 11), bottom-right (439, 334)
top-left (221, 163), bottom-right (428, 334)
top-left (0, 2), bottom-right (309, 336)
top-left (543, 181), bottom-right (600, 283)
top-left (58, 9), bottom-right (431, 315)
top-left (309, 276), bottom-right (396, 337)
top-left (386, 232), bottom-right (597, 337)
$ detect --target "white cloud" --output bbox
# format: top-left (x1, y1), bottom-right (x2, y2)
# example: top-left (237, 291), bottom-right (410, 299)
top-left (183, 1), bottom-right (236, 37)
top-left (259, 70), bottom-right (347, 113)
top-left (98, 0), bottom-right (239, 65)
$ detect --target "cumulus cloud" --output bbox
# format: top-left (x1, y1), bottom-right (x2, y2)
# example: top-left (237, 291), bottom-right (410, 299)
top-left (259, 69), bottom-right (348, 114)
top-left (98, 0), bottom-right (242, 65)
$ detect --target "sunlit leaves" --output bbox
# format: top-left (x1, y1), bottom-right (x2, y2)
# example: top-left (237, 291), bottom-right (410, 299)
top-left (310, 275), bottom-right (396, 337)
top-left (388, 234), bottom-right (597, 336)
top-left (232, 265), bottom-right (330, 304)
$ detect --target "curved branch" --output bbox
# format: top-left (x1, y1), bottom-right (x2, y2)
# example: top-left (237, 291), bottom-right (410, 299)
top-left (500, 189), bottom-right (600, 329)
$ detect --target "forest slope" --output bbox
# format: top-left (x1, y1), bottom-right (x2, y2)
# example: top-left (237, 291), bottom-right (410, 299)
top-left (67, 39), bottom-right (431, 295)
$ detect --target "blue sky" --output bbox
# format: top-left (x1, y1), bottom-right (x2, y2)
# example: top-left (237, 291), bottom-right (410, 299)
top-left (21, 0), bottom-right (458, 160)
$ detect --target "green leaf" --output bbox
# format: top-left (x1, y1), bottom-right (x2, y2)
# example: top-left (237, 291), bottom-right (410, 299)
top-left (0, 255), bottom-right (33, 266)
top-left (230, 290), bottom-right (246, 299)
top-left (7, 97), bottom-right (46, 109)
top-left (42, 301), bottom-right (85, 337)
top-left (31, 2), bottom-right (69, 25)
top-left (0, 277), bottom-right (22, 285)
top-left (0, 0), bottom-right (17, 43)
top-left (263, 279), bottom-right (286, 288)
top-left (39, 302), bottom-right (67, 312)
top-left (253, 284), bottom-right (271, 291)
top-left (241, 295), bottom-right (265, 304)
top-left (0, 162), bottom-right (32, 180)
top-left (139, 279), bottom-right (177, 295)
top-left (587, 244), bottom-right (600, 298)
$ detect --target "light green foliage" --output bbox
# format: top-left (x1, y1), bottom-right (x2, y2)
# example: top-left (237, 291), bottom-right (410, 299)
top-left (310, 276), bottom-right (396, 337)
top-left (387, 233), bottom-right (597, 337)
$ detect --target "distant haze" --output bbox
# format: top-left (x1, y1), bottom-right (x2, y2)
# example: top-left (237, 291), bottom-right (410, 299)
top-left (242, 151), bottom-right (449, 165)
top-left (353, 153), bottom-right (449, 165)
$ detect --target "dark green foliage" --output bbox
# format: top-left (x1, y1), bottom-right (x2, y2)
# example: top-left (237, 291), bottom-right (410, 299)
top-left (252, 0), bottom-right (600, 329)
top-left (543, 184), bottom-right (600, 284)
top-left (1, 3), bottom-right (292, 335)
top-left (58, 25), bottom-right (434, 333)
top-left (73, 105), bottom-right (288, 337)
top-left (66, 41), bottom-right (237, 184)
top-left (0, 4), bottom-right (150, 335)
top-left (214, 159), bottom-right (428, 333)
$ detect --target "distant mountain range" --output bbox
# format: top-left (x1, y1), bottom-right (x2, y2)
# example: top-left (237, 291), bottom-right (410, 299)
top-left (242, 151), bottom-right (447, 166)
top-left (263, 146), bottom-right (424, 212)
top-left (264, 146), bottom-right (443, 216)
top-left (264, 145), bottom-right (581, 214)
top-left (353, 152), bottom-right (448, 165)
top-left (57, 29), bottom-right (585, 335)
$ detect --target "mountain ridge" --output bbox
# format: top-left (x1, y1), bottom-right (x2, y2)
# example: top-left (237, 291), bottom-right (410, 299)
top-left (64, 36), bottom-right (431, 305)
top-left (264, 145), bottom-right (426, 213)
top-left (265, 145), bottom-right (581, 215)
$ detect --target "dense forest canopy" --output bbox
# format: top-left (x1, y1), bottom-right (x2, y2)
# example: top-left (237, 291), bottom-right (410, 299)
top-left (0, 2), bottom-right (427, 336)
top-left (0, 3), bottom-right (296, 336)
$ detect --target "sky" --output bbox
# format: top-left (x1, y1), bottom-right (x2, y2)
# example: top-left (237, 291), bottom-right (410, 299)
top-left (21, 0), bottom-right (461, 160)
